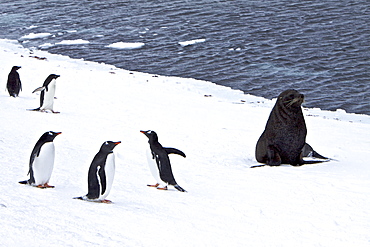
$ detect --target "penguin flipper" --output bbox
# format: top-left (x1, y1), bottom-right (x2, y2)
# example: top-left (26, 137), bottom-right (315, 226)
top-left (98, 166), bottom-right (107, 195)
top-left (32, 86), bottom-right (45, 93)
top-left (86, 167), bottom-right (100, 199)
top-left (19, 180), bottom-right (29, 185)
top-left (164, 148), bottom-right (186, 158)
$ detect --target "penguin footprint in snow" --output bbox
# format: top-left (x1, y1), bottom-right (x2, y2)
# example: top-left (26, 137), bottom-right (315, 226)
top-left (140, 130), bottom-right (187, 192)
top-left (74, 141), bottom-right (121, 203)
top-left (19, 131), bottom-right (62, 188)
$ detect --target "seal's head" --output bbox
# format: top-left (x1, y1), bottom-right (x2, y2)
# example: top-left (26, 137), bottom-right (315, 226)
top-left (278, 89), bottom-right (304, 110)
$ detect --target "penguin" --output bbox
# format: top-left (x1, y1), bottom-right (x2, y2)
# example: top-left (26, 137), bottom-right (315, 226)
top-left (30, 74), bottom-right (60, 113)
top-left (19, 131), bottom-right (62, 188)
top-left (140, 130), bottom-right (186, 192)
top-left (6, 66), bottom-right (22, 97)
top-left (74, 141), bottom-right (121, 203)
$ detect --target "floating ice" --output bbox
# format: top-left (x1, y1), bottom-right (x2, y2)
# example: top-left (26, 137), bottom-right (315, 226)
top-left (178, 38), bottom-right (206, 47)
top-left (38, 43), bottom-right (55, 49)
top-left (106, 42), bottom-right (145, 49)
top-left (55, 39), bottom-right (90, 45)
top-left (20, 32), bottom-right (52, 40)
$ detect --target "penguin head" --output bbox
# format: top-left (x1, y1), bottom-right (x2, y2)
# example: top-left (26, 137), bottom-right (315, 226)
top-left (140, 130), bottom-right (158, 142)
top-left (49, 74), bottom-right (60, 80)
top-left (44, 74), bottom-right (60, 86)
top-left (40, 131), bottom-right (62, 143)
top-left (12, 66), bottom-right (21, 71)
top-left (100, 141), bottom-right (121, 153)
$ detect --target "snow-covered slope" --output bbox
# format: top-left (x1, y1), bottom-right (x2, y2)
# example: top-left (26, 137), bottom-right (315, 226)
top-left (1, 39), bottom-right (369, 246)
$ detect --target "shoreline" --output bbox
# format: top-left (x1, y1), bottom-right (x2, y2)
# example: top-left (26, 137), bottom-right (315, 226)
top-left (1, 38), bottom-right (369, 124)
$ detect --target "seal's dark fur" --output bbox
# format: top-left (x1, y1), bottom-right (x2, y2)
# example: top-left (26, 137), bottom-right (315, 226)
top-left (255, 89), bottom-right (309, 166)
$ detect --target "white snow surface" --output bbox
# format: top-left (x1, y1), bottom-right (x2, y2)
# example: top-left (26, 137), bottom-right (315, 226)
top-left (1, 39), bottom-right (370, 246)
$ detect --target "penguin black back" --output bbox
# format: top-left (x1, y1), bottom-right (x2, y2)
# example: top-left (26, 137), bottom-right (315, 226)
top-left (40, 74), bottom-right (60, 107)
top-left (7, 66), bottom-right (22, 97)
top-left (86, 141), bottom-right (121, 199)
top-left (28, 131), bottom-right (62, 184)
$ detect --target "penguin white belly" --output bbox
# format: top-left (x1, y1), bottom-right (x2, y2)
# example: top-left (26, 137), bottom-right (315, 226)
top-left (32, 142), bottom-right (55, 185)
top-left (145, 149), bottom-right (166, 187)
top-left (99, 153), bottom-right (115, 200)
top-left (41, 80), bottom-right (56, 111)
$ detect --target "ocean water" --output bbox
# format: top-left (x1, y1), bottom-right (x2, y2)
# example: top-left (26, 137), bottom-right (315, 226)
top-left (0, 0), bottom-right (369, 115)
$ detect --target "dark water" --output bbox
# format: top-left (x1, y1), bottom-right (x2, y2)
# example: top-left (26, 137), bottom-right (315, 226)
top-left (0, 0), bottom-right (369, 115)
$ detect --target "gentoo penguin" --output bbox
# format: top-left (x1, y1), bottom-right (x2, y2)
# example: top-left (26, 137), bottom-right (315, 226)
top-left (19, 131), bottom-right (62, 188)
top-left (140, 130), bottom-right (186, 192)
top-left (74, 141), bottom-right (121, 203)
top-left (7, 66), bottom-right (22, 97)
top-left (31, 74), bottom-right (60, 113)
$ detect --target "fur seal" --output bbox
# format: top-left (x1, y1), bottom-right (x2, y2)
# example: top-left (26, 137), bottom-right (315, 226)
top-left (254, 89), bottom-right (328, 167)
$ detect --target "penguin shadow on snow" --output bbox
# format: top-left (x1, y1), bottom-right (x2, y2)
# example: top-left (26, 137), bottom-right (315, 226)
top-left (73, 141), bottom-right (121, 204)
top-left (19, 131), bottom-right (62, 189)
top-left (28, 74), bottom-right (60, 114)
top-left (140, 130), bottom-right (187, 192)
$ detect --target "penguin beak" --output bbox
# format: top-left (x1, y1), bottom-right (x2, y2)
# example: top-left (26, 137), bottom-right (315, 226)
top-left (56, 132), bottom-right (62, 135)
top-left (140, 130), bottom-right (145, 134)
top-left (114, 141), bottom-right (121, 145)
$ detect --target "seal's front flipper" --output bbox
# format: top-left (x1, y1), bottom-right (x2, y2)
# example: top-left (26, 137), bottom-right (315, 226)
top-left (302, 143), bottom-right (328, 160)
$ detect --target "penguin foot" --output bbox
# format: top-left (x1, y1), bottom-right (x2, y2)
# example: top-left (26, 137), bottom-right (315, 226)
top-left (100, 199), bottom-right (112, 204)
top-left (40, 109), bottom-right (60, 114)
top-left (147, 183), bottom-right (160, 187)
top-left (157, 186), bottom-right (168, 191)
top-left (36, 183), bottom-right (54, 189)
top-left (44, 183), bottom-right (55, 188)
top-left (73, 196), bottom-right (112, 204)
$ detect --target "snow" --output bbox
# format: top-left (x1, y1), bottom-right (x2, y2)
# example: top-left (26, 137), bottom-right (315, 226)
top-left (1, 38), bottom-right (370, 246)
top-left (178, 38), bottom-right (206, 47)
top-left (106, 42), bottom-right (145, 49)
